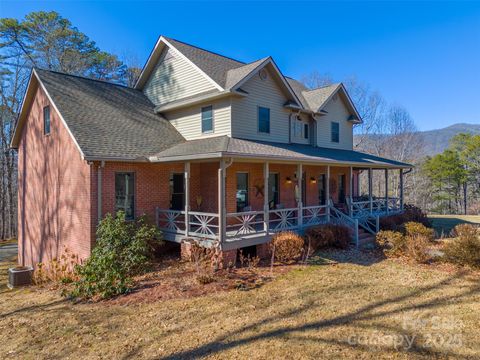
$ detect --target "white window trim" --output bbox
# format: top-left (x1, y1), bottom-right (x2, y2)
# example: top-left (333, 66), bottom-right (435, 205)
top-left (201, 105), bottom-right (214, 134)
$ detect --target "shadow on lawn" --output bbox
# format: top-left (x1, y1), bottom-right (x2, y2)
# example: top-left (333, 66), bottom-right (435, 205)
top-left (429, 217), bottom-right (479, 238)
top-left (150, 270), bottom-right (478, 360)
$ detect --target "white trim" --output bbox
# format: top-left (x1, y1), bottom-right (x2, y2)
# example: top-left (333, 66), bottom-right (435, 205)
top-left (33, 69), bottom-right (86, 159)
top-left (10, 70), bottom-right (35, 148)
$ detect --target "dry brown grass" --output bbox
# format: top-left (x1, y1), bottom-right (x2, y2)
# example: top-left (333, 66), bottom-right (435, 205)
top-left (1, 250), bottom-right (480, 359)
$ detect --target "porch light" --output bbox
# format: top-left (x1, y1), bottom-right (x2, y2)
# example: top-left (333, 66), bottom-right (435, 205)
top-left (310, 177), bottom-right (317, 184)
top-left (285, 177), bottom-right (292, 184)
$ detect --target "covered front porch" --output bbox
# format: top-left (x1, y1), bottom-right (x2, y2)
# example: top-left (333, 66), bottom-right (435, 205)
top-left (154, 158), bottom-right (407, 249)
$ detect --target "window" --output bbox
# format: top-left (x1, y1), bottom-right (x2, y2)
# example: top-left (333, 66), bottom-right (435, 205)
top-left (331, 122), bottom-right (339, 143)
top-left (318, 174), bottom-right (326, 205)
top-left (304, 123), bottom-right (309, 139)
top-left (236, 173), bottom-right (249, 212)
top-left (43, 106), bottom-right (51, 135)
top-left (268, 173), bottom-right (279, 209)
top-left (201, 106), bottom-right (213, 133)
top-left (115, 173), bottom-right (135, 220)
top-left (258, 107), bottom-right (270, 133)
top-left (338, 174), bottom-right (346, 204)
top-left (169, 173), bottom-right (185, 210)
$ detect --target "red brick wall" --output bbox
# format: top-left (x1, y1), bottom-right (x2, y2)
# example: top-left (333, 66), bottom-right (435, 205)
top-left (17, 85), bottom-right (93, 267)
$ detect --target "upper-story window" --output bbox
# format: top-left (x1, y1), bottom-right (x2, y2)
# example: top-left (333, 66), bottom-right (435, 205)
top-left (331, 122), bottom-right (339, 143)
top-left (258, 107), bottom-right (270, 133)
top-left (201, 105), bottom-right (213, 133)
top-left (43, 106), bottom-right (51, 135)
top-left (304, 123), bottom-right (309, 139)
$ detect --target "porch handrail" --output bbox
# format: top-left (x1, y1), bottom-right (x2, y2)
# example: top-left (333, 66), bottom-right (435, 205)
top-left (226, 210), bottom-right (265, 238)
top-left (329, 200), bottom-right (359, 247)
top-left (302, 205), bottom-right (328, 226)
top-left (268, 207), bottom-right (298, 232)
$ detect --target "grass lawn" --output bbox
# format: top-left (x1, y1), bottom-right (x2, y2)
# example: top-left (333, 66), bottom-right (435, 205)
top-left (1, 250), bottom-right (479, 359)
top-left (428, 215), bottom-right (480, 237)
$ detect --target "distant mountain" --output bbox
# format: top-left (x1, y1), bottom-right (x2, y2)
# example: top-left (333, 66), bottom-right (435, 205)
top-left (419, 123), bottom-right (480, 156)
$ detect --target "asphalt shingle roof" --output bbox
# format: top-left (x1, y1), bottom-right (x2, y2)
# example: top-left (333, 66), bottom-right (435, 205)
top-left (302, 84), bottom-right (341, 112)
top-left (36, 69), bottom-right (185, 160)
top-left (151, 136), bottom-right (411, 168)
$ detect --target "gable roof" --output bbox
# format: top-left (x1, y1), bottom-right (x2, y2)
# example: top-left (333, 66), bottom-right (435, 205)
top-left (135, 36), bottom-right (303, 107)
top-left (150, 135), bottom-right (411, 168)
top-left (11, 69), bottom-right (185, 160)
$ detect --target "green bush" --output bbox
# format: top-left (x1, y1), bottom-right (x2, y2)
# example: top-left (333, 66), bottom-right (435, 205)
top-left (304, 224), bottom-right (351, 251)
top-left (444, 224), bottom-right (480, 268)
top-left (70, 211), bottom-right (162, 299)
top-left (270, 231), bottom-right (304, 263)
top-left (376, 230), bottom-right (406, 257)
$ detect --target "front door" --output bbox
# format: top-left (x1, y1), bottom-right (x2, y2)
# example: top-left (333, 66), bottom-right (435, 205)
top-left (170, 173), bottom-right (185, 210)
top-left (268, 173), bottom-right (280, 209)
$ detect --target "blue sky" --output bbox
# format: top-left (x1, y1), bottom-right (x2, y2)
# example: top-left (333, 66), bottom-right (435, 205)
top-left (1, 1), bottom-right (479, 131)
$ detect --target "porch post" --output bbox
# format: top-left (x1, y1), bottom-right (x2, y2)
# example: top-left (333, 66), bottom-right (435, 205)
top-left (218, 159), bottom-right (226, 243)
top-left (184, 162), bottom-right (190, 237)
top-left (385, 169), bottom-right (389, 214)
top-left (399, 168), bottom-right (404, 211)
top-left (326, 165), bottom-right (331, 222)
top-left (368, 168), bottom-right (373, 213)
top-left (297, 163), bottom-right (303, 228)
top-left (349, 166), bottom-right (353, 216)
top-left (263, 162), bottom-right (269, 234)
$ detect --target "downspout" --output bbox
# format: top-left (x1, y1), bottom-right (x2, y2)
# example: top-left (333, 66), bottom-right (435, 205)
top-left (97, 160), bottom-right (105, 223)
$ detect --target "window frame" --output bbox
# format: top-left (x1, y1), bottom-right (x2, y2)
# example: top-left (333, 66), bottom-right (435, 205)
top-left (257, 106), bottom-right (270, 134)
top-left (201, 105), bottom-right (214, 134)
top-left (43, 105), bottom-right (51, 135)
top-left (331, 121), bottom-right (340, 143)
top-left (114, 172), bottom-right (136, 220)
top-left (268, 172), bottom-right (280, 209)
top-left (304, 123), bottom-right (309, 139)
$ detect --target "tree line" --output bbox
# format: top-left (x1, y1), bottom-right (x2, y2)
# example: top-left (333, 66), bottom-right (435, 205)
top-left (0, 11), bottom-right (141, 239)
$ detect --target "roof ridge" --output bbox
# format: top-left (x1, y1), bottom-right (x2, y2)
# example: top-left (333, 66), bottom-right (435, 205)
top-left (303, 83), bottom-right (341, 93)
top-left (164, 36), bottom-right (246, 66)
top-left (34, 68), bottom-right (134, 89)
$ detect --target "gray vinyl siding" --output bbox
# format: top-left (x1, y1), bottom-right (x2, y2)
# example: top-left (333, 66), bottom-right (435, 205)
top-left (143, 47), bottom-right (216, 106)
top-left (163, 98), bottom-right (231, 140)
top-left (316, 95), bottom-right (354, 150)
top-left (231, 66), bottom-right (291, 143)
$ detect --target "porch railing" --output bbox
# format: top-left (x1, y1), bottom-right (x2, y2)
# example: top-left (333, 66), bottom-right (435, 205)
top-left (226, 211), bottom-right (265, 238)
top-left (156, 209), bottom-right (219, 239)
top-left (302, 205), bottom-right (328, 226)
top-left (268, 207), bottom-right (299, 232)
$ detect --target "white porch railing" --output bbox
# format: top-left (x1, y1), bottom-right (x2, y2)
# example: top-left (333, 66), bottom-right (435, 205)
top-left (226, 211), bottom-right (265, 238)
top-left (329, 200), bottom-right (359, 246)
top-left (302, 205), bottom-right (328, 226)
top-left (349, 197), bottom-right (401, 218)
top-left (156, 209), bottom-right (218, 239)
top-left (268, 207), bottom-right (299, 232)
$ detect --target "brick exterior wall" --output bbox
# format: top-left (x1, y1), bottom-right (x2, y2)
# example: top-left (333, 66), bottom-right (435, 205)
top-left (17, 85), bottom-right (93, 267)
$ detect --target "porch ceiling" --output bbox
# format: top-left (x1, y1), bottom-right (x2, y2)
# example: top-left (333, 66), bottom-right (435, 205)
top-left (149, 136), bottom-right (412, 169)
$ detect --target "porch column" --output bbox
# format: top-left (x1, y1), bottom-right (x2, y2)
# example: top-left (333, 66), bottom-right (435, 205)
top-left (326, 165), bottom-right (331, 222)
top-left (349, 166), bottom-right (353, 216)
top-left (218, 159), bottom-right (226, 243)
top-left (385, 169), bottom-right (389, 214)
top-left (399, 168), bottom-right (404, 211)
top-left (368, 168), bottom-right (373, 213)
top-left (184, 162), bottom-right (190, 237)
top-left (297, 163), bottom-right (303, 228)
top-left (263, 162), bottom-right (269, 233)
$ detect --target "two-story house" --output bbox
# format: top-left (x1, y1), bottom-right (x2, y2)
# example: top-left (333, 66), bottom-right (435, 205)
top-left (11, 36), bottom-right (411, 267)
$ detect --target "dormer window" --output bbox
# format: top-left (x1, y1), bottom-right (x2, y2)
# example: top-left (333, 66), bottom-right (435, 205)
top-left (43, 106), bottom-right (51, 135)
top-left (201, 106), bottom-right (213, 133)
top-left (258, 107), bottom-right (270, 133)
top-left (331, 122), bottom-right (339, 143)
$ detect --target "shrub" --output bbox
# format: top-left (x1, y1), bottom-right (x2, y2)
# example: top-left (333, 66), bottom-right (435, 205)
top-left (404, 222), bottom-right (435, 242)
top-left (70, 211), bottom-right (162, 299)
top-left (444, 224), bottom-right (480, 268)
top-left (379, 205), bottom-right (431, 232)
top-left (270, 231), bottom-right (304, 262)
top-left (376, 230), bottom-right (406, 257)
top-left (406, 233), bottom-right (431, 263)
top-left (304, 224), bottom-right (351, 251)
